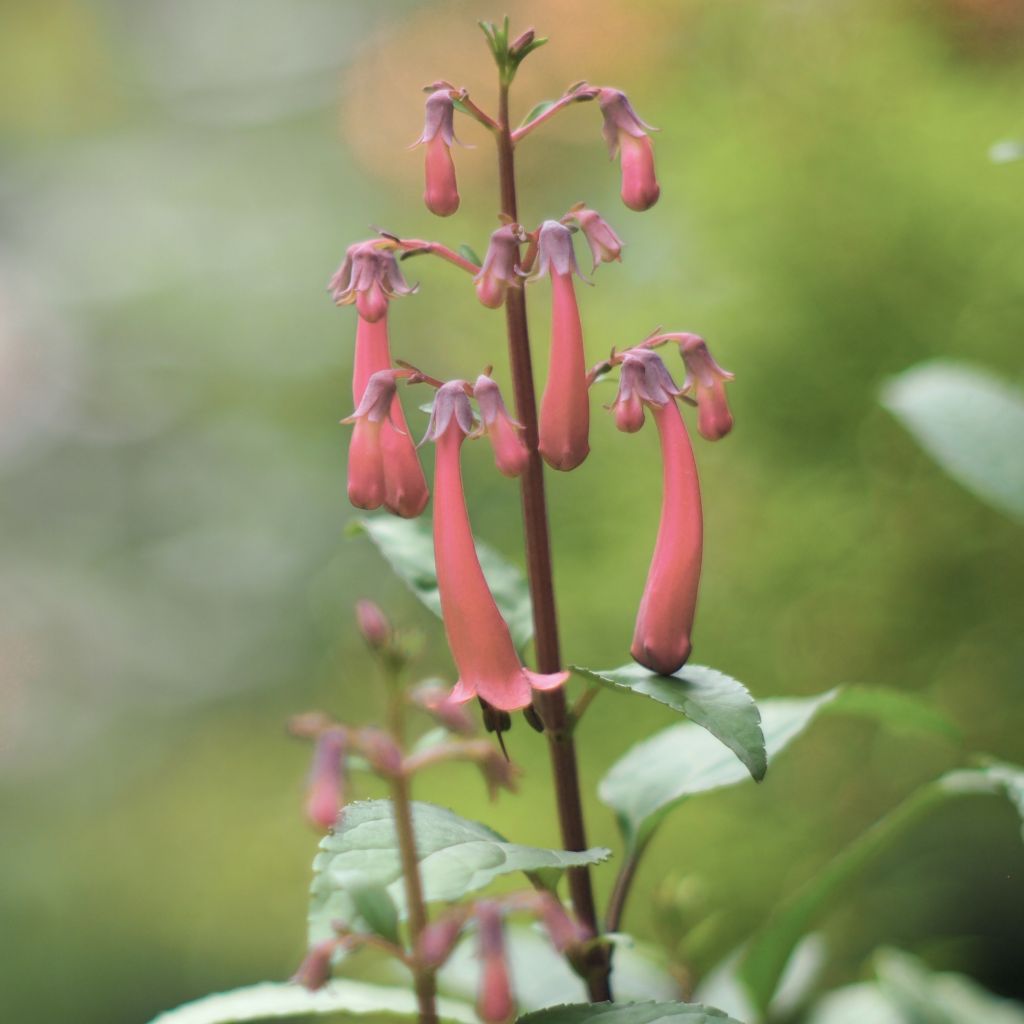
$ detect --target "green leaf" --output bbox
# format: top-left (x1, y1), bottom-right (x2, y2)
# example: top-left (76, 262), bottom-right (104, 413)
top-left (517, 1002), bottom-right (746, 1024)
top-left (457, 243), bottom-right (482, 267)
top-left (572, 664), bottom-right (765, 782)
top-left (438, 926), bottom-right (681, 1012)
top-left (737, 760), bottom-right (1024, 1013)
top-left (880, 360), bottom-right (1024, 521)
top-left (309, 800), bottom-right (610, 943)
top-left (145, 980), bottom-right (476, 1024)
top-left (824, 685), bottom-right (961, 742)
top-left (600, 690), bottom-right (839, 851)
top-left (349, 886), bottom-right (400, 945)
top-left (349, 516), bottom-right (534, 650)
top-left (519, 100), bottom-right (558, 128)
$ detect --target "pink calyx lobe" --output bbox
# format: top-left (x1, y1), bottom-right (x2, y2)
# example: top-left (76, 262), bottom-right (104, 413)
top-left (424, 382), bottom-right (567, 711)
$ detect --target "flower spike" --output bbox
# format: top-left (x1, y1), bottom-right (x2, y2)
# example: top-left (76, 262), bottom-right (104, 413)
top-left (415, 89), bottom-right (460, 217)
top-left (475, 224), bottom-right (525, 309)
top-left (563, 203), bottom-right (624, 271)
top-left (598, 88), bottom-right (660, 211)
top-left (529, 220), bottom-right (591, 471)
top-left (679, 334), bottom-right (735, 441)
top-left (474, 374), bottom-right (529, 477)
top-left (425, 381), bottom-right (567, 710)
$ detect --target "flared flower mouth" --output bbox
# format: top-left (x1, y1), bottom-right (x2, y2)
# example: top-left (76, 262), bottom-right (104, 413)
top-left (614, 348), bottom-right (683, 411)
top-left (414, 88), bottom-right (459, 148)
top-left (597, 87), bottom-right (658, 156)
top-left (342, 369), bottom-right (401, 426)
top-left (526, 220), bottom-right (588, 282)
top-left (421, 379), bottom-right (475, 444)
top-left (563, 203), bottom-right (623, 271)
top-left (328, 241), bottom-right (417, 309)
top-left (678, 335), bottom-right (735, 440)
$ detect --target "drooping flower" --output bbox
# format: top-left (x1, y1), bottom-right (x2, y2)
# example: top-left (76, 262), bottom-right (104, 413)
top-left (305, 727), bottom-right (347, 832)
top-left (678, 334), bottom-right (735, 441)
top-left (292, 939), bottom-right (338, 991)
top-left (474, 901), bottom-right (515, 1024)
top-left (417, 909), bottom-right (469, 969)
top-left (423, 381), bottom-right (568, 711)
top-left (329, 241), bottom-right (416, 323)
top-left (409, 682), bottom-right (476, 734)
top-left (415, 89), bottom-right (460, 217)
top-left (563, 203), bottom-right (623, 271)
top-left (598, 88), bottom-right (660, 212)
top-left (341, 370), bottom-right (399, 511)
top-left (529, 220), bottom-right (591, 471)
top-left (474, 374), bottom-right (529, 477)
top-left (349, 314), bottom-right (430, 519)
top-left (474, 224), bottom-right (524, 309)
top-left (621, 350), bottom-right (703, 676)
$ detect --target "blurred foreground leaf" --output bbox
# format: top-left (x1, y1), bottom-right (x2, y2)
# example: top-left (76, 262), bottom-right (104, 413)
top-left (572, 664), bottom-right (765, 781)
top-left (308, 800), bottom-right (610, 943)
top-left (146, 980), bottom-right (476, 1024)
top-left (738, 761), bottom-right (1024, 1012)
top-left (823, 685), bottom-right (960, 742)
top-left (990, 139), bottom-right (1024, 164)
top-left (518, 1002), bottom-right (745, 1024)
top-left (880, 361), bottom-right (1024, 521)
top-left (350, 516), bottom-right (534, 649)
top-left (600, 691), bottom-right (838, 851)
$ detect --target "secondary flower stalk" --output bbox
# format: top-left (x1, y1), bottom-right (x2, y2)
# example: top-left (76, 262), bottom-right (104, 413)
top-left (598, 88), bottom-right (660, 212)
top-left (423, 382), bottom-right (568, 710)
top-left (530, 220), bottom-right (591, 471)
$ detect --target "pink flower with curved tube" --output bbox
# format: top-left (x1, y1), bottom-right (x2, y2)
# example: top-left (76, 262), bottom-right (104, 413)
top-left (563, 203), bottom-right (623, 271)
top-left (329, 241), bottom-right (416, 323)
top-left (474, 224), bottom-right (524, 309)
top-left (350, 314), bottom-right (429, 518)
top-left (621, 350), bottom-right (703, 676)
top-left (598, 88), bottom-right (660, 212)
top-left (474, 901), bottom-right (515, 1024)
top-left (423, 381), bottom-right (567, 711)
top-left (415, 89), bottom-right (460, 217)
top-left (342, 370), bottom-right (399, 510)
top-left (474, 374), bottom-right (529, 477)
top-left (678, 334), bottom-right (735, 441)
top-left (529, 220), bottom-right (591, 471)
top-left (305, 727), bottom-right (347, 831)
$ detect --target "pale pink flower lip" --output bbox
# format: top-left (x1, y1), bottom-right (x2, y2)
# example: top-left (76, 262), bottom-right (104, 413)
top-left (415, 89), bottom-right (460, 217)
top-left (563, 203), bottom-right (623, 271)
top-left (474, 374), bottom-right (529, 478)
top-left (425, 381), bottom-right (568, 711)
top-left (624, 351), bottom-right (702, 675)
top-left (530, 221), bottom-right (591, 472)
top-left (679, 334), bottom-right (735, 441)
top-left (597, 87), bottom-right (660, 212)
top-left (329, 241), bottom-right (417, 323)
top-left (474, 224), bottom-right (525, 309)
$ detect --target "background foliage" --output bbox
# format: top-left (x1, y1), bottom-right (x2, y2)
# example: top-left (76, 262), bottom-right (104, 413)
top-left (2, 1), bottom-right (1023, 1021)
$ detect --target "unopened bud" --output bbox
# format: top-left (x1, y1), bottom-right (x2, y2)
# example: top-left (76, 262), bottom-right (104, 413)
top-left (291, 940), bottom-right (336, 991)
top-left (417, 911), bottom-right (467, 969)
top-left (475, 902), bottom-right (515, 1024)
top-left (305, 728), bottom-right (347, 832)
top-left (358, 728), bottom-right (404, 778)
top-left (411, 682), bottom-right (476, 734)
top-left (355, 599), bottom-right (392, 650)
top-left (509, 28), bottom-right (535, 55)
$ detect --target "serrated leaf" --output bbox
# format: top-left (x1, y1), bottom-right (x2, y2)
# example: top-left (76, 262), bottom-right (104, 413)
top-left (824, 685), bottom-right (961, 742)
top-left (457, 243), bottom-right (482, 267)
top-left (350, 516), bottom-right (534, 650)
top-left (517, 1002), bottom-right (746, 1024)
top-left (880, 360), bottom-right (1024, 521)
top-left (600, 690), bottom-right (839, 851)
top-left (573, 664), bottom-right (765, 782)
top-left (519, 100), bottom-right (558, 128)
top-left (437, 926), bottom-right (680, 1012)
top-left (145, 980), bottom-right (476, 1024)
top-left (349, 886), bottom-right (400, 945)
top-left (738, 761), bottom-right (1024, 1013)
top-left (309, 800), bottom-right (610, 943)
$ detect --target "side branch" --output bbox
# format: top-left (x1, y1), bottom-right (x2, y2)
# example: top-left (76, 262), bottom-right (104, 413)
top-left (511, 85), bottom-right (600, 144)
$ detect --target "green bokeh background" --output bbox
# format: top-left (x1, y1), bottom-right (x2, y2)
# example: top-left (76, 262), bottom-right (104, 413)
top-left (2, 1), bottom-right (1023, 1021)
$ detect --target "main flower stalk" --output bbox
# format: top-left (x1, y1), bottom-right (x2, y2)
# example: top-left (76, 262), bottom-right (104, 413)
top-left (495, 81), bottom-right (612, 1003)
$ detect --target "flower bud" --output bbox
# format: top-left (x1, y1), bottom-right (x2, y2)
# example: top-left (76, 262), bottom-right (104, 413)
top-left (357, 727), bottom-right (404, 778)
top-left (475, 224), bottom-right (524, 309)
top-left (305, 728), bottom-right (347, 831)
top-left (417, 911), bottom-right (468, 969)
top-left (416, 90), bottom-right (460, 217)
top-left (410, 682), bottom-right (476, 734)
top-left (291, 940), bottom-right (337, 991)
top-left (474, 374), bottom-right (529, 478)
top-left (678, 335), bottom-right (735, 441)
top-left (474, 902), bottom-right (515, 1024)
top-left (355, 599), bottom-right (391, 650)
top-left (598, 88), bottom-right (660, 212)
top-left (564, 203), bottom-right (623, 271)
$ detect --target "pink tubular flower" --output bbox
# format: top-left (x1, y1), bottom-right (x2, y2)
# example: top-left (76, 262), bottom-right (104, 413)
top-left (625, 351), bottom-right (703, 675)
top-left (415, 89), bottom-right (460, 217)
top-left (678, 334), bottom-right (735, 441)
top-left (423, 381), bottom-right (568, 711)
top-left (342, 370), bottom-right (399, 511)
top-left (350, 315), bottom-right (430, 518)
top-left (598, 88), bottom-right (660, 212)
top-left (474, 374), bottom-right (529, 478)
top-left (417, 910), bottom-right (468, 969)
top-left (474, 902), bottom-right (515, 1024)
top-left (563, 203), bottom-right (623, 271)
top-left (474, 224), bottom-right (525, 309)
top-left (292, 939), bottom-right (338, 991)
top-left (305, 728), bottom-right (347, 832)
top-left (329, 241), bottom-right (416, 323)
top-left (530, 220), bottom-right (591, 472)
